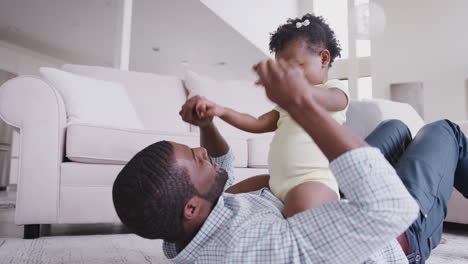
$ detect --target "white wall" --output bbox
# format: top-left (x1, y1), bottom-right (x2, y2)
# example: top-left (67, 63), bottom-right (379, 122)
top-left (371, 0), bottom-right (468, 122)
top-left (0, 41), bottom-right (65, 76)
top-left (201, 0), bottom-right (299, 56)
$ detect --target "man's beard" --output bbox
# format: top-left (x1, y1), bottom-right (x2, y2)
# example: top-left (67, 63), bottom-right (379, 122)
top-left (198, 168), bottom-right (229, 203)
top-left (169, 169), bottom-right (228, 242)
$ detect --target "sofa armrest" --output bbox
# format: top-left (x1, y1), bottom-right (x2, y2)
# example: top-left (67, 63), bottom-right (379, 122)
top-left (455, 120), bottom-right (468, 135)
top-left (0, 76), bottom-right (66, 224)
top-left (344, 99), bottom-right (426, 139)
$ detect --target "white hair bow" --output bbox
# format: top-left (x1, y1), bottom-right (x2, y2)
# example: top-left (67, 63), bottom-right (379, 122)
top-left (296, 19), bottom-right (310, 28)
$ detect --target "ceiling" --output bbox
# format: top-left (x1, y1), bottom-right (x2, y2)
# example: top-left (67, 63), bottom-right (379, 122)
top-left (0, 0), bottom-right (118, 66)
top-left (0, 0), bottom-right (267, 80)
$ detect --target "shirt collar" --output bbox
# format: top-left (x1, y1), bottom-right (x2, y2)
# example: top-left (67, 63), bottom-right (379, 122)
top-left (163, 195), bottom-right (231, 263)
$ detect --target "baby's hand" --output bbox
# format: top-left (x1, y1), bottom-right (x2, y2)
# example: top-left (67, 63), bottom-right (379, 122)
top-left (195, 97), bottom-right (225, 119)
top-left (179, 95), bottom-right (213, 128)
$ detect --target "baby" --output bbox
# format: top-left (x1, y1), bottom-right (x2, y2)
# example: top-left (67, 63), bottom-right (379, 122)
top-left (197, 14), bottom-right (349, 217)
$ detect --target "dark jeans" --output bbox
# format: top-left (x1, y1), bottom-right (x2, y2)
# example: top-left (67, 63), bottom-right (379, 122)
top-left (365, 119), bottom-right (468, 264)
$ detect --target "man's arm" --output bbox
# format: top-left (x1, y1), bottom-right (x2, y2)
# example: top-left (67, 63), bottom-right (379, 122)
top-left (180, 95), bottom-right (229, 157)
top-left (225, 174), bottom-right (270, 194)
top-left (244, 59), bottom-right (420, 263)
top-left (309, 86), bottom-right (348, 112)
top-left (200, 122), bottom-right (229, 157)
top-left (254, 60), bottom-right (366, 161)
top-left (180, 96), bottom-right (236, 187)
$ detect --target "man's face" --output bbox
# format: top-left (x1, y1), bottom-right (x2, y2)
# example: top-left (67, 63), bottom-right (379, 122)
top-left (171, 142), bottom-right (227, 200)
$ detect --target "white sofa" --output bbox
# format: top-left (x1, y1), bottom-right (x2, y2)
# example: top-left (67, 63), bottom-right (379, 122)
top-left (0, 64), bottom-right (466, 239)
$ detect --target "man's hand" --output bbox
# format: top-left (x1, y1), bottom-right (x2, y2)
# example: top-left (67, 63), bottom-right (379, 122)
top-left (180, 96), bottom-right (229, 157)
top-left (179, 95), bottom-right (217, 128)
top-left (253, 59), bottom-right (312, 112)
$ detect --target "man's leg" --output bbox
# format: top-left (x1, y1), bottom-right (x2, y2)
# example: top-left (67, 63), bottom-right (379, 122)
top-left (393, 120), bottom-right (468, 263)
top-left (364, 119), bottom-right (413, 166)
top-left (454, 124), bottom-right (468, 198)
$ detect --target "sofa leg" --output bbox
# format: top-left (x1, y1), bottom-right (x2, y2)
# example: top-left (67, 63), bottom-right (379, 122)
top-left (24, 224), bottom-right (40, 239)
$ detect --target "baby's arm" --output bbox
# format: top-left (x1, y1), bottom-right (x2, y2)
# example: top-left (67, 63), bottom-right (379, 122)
top-left (195, 96), bottom-right (279, 133)
top-left (220, 108), bottom-right (278, 133)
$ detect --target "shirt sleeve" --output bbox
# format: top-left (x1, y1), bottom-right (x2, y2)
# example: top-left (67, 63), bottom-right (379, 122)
top-left (325, 79), bottom-right (350, 109)
top-left (232, 147), bottom-right (419, 263)
top-left (210, 147), bottom-right (236, 190)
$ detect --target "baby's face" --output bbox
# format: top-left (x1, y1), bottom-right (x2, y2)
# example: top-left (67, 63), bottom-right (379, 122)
top-left (275, 37), bottom-right (328, 86)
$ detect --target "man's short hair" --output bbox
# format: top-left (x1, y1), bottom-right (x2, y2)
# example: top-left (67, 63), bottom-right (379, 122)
top-left (112, 141), bottom-right (198, 241)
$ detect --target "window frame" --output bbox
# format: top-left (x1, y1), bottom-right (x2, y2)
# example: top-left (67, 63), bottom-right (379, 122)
top-left (310, 0), bottom-right (372, 99)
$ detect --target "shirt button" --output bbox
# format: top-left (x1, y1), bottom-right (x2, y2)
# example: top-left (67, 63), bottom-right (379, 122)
top-left (415, 255), bottom-right (421, 261)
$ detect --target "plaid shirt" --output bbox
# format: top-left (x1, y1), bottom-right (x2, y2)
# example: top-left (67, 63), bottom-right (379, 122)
top-left (163, 147), bottom-right (419, 263)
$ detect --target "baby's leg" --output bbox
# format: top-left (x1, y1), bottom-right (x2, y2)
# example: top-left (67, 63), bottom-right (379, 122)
top-left (283, 182), bottom-right (339, 218)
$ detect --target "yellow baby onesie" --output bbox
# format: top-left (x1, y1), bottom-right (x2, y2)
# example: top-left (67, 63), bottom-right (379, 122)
top-left (268, 80), bottom-right (349, 201)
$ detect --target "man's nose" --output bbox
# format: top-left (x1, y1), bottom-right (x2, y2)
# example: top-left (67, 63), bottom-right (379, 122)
top-left (195, 147), bottom-right (209, 160)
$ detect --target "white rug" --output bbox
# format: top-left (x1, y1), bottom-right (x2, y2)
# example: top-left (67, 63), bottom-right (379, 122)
top-left (0, 232), bottom-right (467, 263)
top-left (0, 234), bottom-right (170, 264)
top-left (427, 231), bottom-right (468, 264)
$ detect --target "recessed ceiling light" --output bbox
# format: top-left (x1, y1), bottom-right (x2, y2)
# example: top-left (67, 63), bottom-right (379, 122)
top-left (7, 25), bottom-right (19, 33)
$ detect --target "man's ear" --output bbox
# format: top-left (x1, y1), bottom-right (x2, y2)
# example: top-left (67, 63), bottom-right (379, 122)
top-left (320, 49), bottom-right (331, 68)
top-left (183, 196), bottom-right (203, 220)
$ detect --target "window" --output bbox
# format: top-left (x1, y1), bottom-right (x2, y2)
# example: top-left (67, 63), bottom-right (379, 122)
top-left (313, 0), bottom-right (371, 59)
top-left (313, 0), bottom-right (349, 59)
top-left (356, 39), bottom-right (371, 57)
top-left (354, 0), bottom-right (371, 57)
top-left (313, 0), bottom-right (373, 99)
top-left (354, 0), bottom-right (369, 4)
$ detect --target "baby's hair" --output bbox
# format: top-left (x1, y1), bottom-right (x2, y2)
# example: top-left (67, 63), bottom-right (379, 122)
top-left (269, 13), bottom-right (341, 67)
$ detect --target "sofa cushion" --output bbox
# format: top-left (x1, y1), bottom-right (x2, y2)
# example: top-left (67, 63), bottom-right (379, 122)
top-left (247, 136), bottom-right (273, 168)
top-left (233, 168), bottom-right (269, 184)
top-left (62, 64), bottom-right (189, 133)
top-left (66, 124), bottom-right (248, 168)
top-left (184, 70), bottom-right (275, 139)
top-left (457, 120), bottom-right (468, 135)
top-left (344, 99), bottom-right (425, 139)
top-left (39, 67), bottom-right (143, 130)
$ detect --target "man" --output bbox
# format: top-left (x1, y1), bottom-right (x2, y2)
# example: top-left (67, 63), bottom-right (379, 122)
top-left (112, 59), bottom-right (468, 263)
